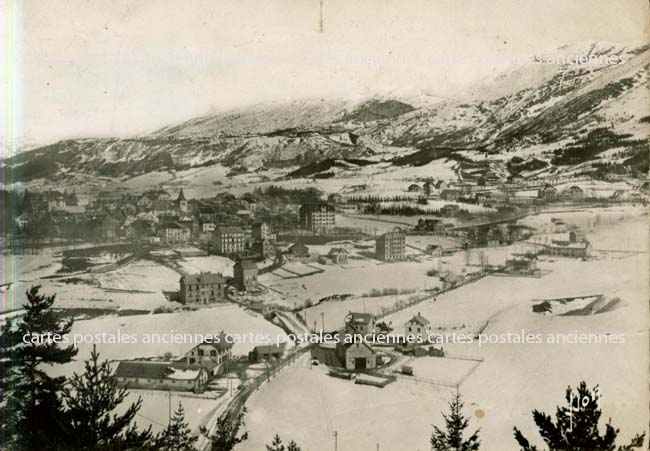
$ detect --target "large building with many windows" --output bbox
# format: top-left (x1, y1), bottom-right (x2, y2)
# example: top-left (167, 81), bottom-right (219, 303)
top-left (375, 231), bottom-right (406, 261)
top-left (157, 222), bottom-right (191, 243)
top-left (299, 203), bottom-right (336, 232)
top-left (213, 226), bottom-right (245, 255)
top-left (179, 272), bottom-right (226, 304)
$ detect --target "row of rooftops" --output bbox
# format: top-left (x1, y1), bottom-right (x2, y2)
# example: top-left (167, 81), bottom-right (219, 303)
top-left (179, 260), bottom-right (259, 284)
top-left (115, 336), bottom-right (288, 380)
top-left (346, 311), bottom-right (430, 326)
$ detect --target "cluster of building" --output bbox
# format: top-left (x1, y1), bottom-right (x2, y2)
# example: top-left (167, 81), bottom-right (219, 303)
top-left (542, 229), bottom-right (592, 258)
top-left (311, 311), bottom-right (436, 371)
top-left (115, 333), bottom-right (233, 393)
top-left (115, 334), bottom-right (288, 393)
top-left (18, 184), bottom-right (344, 258)
top-left (179, 260), bottom-right (260, 304)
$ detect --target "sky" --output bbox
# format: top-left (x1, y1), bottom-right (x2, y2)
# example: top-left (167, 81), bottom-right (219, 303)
top-left (2, 0), bottom-right (649, 145)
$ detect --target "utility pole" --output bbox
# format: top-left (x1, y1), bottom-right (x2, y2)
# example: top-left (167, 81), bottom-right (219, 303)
top-left (168, 391), bottom-right (172, 425)
top-left (333, 431), bottom-right (338, 451)
top-left (321, 312), bottom-right (325, 331)
top-left (318, 0), bottom-right (324, 32)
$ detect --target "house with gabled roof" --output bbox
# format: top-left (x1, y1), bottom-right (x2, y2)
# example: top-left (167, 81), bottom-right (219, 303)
top-left (405, 313), bottom-right (431, 342)
top-left (344, 311), bottom-right (376, 336)
top-left (248, 344), bottom-right (284, 363)
top-left (340, 341), bottom-right (377, 370)
top-left (182, 333), bottom-right (233, 376)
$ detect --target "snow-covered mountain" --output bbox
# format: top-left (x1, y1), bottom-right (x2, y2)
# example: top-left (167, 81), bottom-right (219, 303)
top-left (4, 42), bottom-right (649, 185)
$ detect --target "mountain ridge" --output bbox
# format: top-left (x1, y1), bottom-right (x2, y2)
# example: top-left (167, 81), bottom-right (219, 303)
top-left (4, 42), bottom-right (649, 185)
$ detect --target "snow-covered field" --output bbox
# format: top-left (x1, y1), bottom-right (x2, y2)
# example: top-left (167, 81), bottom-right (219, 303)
top-left (50, 304), bottom-right (291, 378)
top-left (260, 259), bottom-right (438, 307)
top-left (95, 259), bottom-right (181, 292)
top-left (119, 390), bottom-right (221, 435)
top-left (239, 213), bottom-right (649, 451)
top-left (303, 293), bottom-right (420, 331)
top-left (176, 255), bottom-right (235, 276)
top-left (3, 258), bottom-right (182, 313)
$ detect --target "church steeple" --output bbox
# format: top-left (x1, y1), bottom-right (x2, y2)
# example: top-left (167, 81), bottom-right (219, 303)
top-left (176, 188), bottom-right (188, 213)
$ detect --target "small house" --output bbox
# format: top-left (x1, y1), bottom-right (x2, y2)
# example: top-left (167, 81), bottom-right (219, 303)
top-left (440, 204), bottom-right (461, 217)
top-left (328, 247), bottom-right (348, 264)
top-left (538, 184), bottom-right (558, 201)
top-left (288, 242), bottom-right (310, 259)
top-left (344, 312), bottom-right (376, 336)
top-left (544, 240), bottom-right (591, 258)
top-left (233, 259), bottom-right (258, 291)
top-left (404, 313), bottom-right (431, 343)
top-left (427, 245), bottom-right (443, 257)
top-left (249, 344), bottom-right (283, 363)
top-left (440, 189), bottom-right (460, 201)
top-left (340, 342), bottom-right (376, 371)
top-left (182, 335), bottom-right (233, 376)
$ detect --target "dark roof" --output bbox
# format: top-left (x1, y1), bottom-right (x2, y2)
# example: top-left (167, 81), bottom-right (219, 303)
top-left (181, 272), bottom-right (225, 285)
top-left (407, 314), bottom-right (430, 326)
top-left (115, 361), bottom-right (171, 379)
top-left (197, 205), bottom-right (218, 214)
top-left (346, 312), bottom-right (374, 325)
top-left (177, 188), bottom-right (186, 201)
top-left (216, 226), bottom-right (245, 234)
top-left (341, 341), bottom-right (376, 353)
top-left (252, 345), bottom-right (283, 354)
top-left (300, 202), bottom-right (335, 212)
top-left (191, 333), bottom-right (233, 352)
top-left (236, 260), bottom-right (258, 270)
top-left (378, 231), bottom-right (405, 239)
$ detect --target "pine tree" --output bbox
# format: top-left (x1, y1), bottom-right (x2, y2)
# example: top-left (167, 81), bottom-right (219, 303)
top-left (152, 402), bottom-right (198, 451)
top-left (266, 433), bottom-right (286, 451)
top-left (266, 434), bottom-right (301, 451)
top-left (1, 285), bottom-right (78, 449)
top-left (60, 345), bottom-right (152, 450)
top-left (203, 407), bottom-right (248, 451)
top-left (431, 390), bottom-right (481, 451)
top-left (513, 381), bottom-right (645, 451)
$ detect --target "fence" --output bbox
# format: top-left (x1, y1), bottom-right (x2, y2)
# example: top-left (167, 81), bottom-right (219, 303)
top-left (216, 344), bottom-right (313, 422)
top-left (130, 388), bottom-right (219, 400)
top-left (393, 373), bottom-right (454, 389)
top-left (393, 358), bottom-right (483, 390)
top-left (375, 271), bottom-right (488, 320)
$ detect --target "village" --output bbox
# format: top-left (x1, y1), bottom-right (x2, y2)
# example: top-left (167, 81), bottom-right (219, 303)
top-left (2, 170), bottom-right (649, 450)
